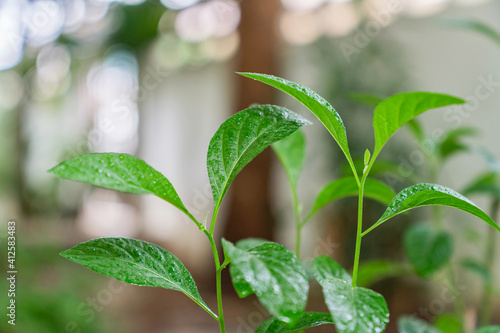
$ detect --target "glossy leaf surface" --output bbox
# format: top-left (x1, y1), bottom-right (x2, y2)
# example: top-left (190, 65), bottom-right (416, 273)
top-left (256, 312), bottom-right (334, 333)
top-left (207, 104), bottom-right (310, 206)
top-left (273, 129), bottom-right (306, 188)
top-left (373, 93), bottom-right (464, 155)
top-left (222, 239), bottom-right (308, 323)
top-left (239, 72), bottom-right (354, 167)
top-left (312, 260), bottom-right (389, 333)
top-left (236, 238), bottom-right (269, 251)
top-left (404, 224), bottom-right (453, 277)
top-left (398, 316), bottom-right (442, 333)
top-left (312, 255), bottom-right (352, 284)
top-left (60, 238), bottom-right (215, 318)
top-left (307, 177), bottom-right (395, 221)
top-left (357, 260), bottom-right (409, 287)
top-left (363, 183), bottom-right (499, 236)
top-left (50, 153), bottom-right (187, 213)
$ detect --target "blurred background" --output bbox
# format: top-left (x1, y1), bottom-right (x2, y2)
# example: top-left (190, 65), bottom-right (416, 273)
top-left (0, 0), bottom-right (500, 332)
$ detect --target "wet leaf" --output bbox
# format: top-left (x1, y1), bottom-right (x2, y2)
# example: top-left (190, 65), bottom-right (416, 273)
top-left (256, 312), bottom-right (334, 332)
top-left (49, 153), bottom-right (188, 214)
top-left (222, 239), bottom-right (308, 323)
top-left (404, 224), bottom-right (453, 277)
top-left (273, 129), bottom-right (306, 188)
top-left (239, 72), bottom-right (354, 169)
top-left (398, 316), bottom-right (442, 333)
top-left (306, 177), bottom-right (395, 221)
top-left (373, 92), bottom-right (464, 156)
top-left (311, 255), bottom-right (352, 284)
top-left (236, 238), bottom-right (268, 251)
top-left (60, 238), bottom-right (215, 318)
top-left (363, 183), bottom-right (499, 236)
top-left (207, 104), bottom-right (310, 207)
top-left (314, 277), bottom-right (389, 333)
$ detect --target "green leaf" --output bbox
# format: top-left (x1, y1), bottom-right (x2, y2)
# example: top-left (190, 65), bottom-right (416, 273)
top-left (311, 255), bottom-right (352, 284)
top-left (349, 92), bottom-right (384, 107)
top-left (60, 237), bottom-right (216, 318)
top-left (314, 277), bottom-right (389, 333)
top-left (364, 149), bottom-right (371, 166)
top-left (404, 224), bottom-right (453, 277)
top-left (438, 17), bottom-right (500, 47)
top-left (222, 239), bottom-right (309, 323)
top-left (49, 153), bottom-right (188, 214)
top-left (207, 104), bottom-right (310, 207)
top-left (256, 312), bottom-right (334, 333)
top-left (463, 172), bottom-right (500, 199)
top-left (306, 177), bottom-right (395, 221)
top-left (239, 72), bottom-right (355, 171)
top-left (363, 183), bottom-right (500, 236)
top-left (475, 326), bottom-right (500, 333)
top-left (460, 258), bottom-right (491, 283)
top-left (373, 92), bottom-right (465, 156)
top-left (438, 127), bottom-right (476, 159)
top-left (236, 238), bottom-right (269, 251)
top-left (434, 314), bottom-right (462, 333)
top-left (273, 129), bottom-right (306, 188)
top-left (406, 119), bottom-right (426, 143)
top-left (357, 260), bottom-right (409, 287)
top-left (398, 316), bottom-right (442, 333)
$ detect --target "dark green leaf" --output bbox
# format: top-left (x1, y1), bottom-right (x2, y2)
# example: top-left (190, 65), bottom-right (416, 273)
top-left (312, 255), bottom-right (352, 284)
top-left (475, 326), bottom-right (500, 333)
top-left (463, 172), bottom-right (500, 199)
top-left (306, 177), bottom-right (395, 221)
top-left (236, 238), bottom-right (269, 251)
top-left (222, 239), bottom-right (309, 323)
top-left (273, 129), bottom-right (306, 188)
top-left (460, 258), bottom-right (491, 283)
top-left (60, 238), bottom-right (215, 318)
top-left (207, 104), bottom-right (310, 206)
top-left (363, 183), bottom-right (499, 236)
top-left (239, 72), bottom-right (354, 169)
top-left (438, 127), bottom-right (476, 159)
top-left (404, 224), bottom-right (453, 277)
top-left (357, 260), bottom-right (409, 287)
top-left (398, 316), bottom-right (442, 333)
top-left (256, 312), bottom-right (334, 333)
top-left (49, 153), bottom-right (188, 214)
top-left (314, 277), bottom-right (389, 333)
top-left (373, 92), bottom-right (465, 156)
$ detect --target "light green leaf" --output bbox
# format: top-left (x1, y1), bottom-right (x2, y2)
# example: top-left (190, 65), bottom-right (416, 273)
top-left (475, 326), bottom-right (500, 333)
top-left (373, 92), bottom-right (465, 156)
top-left (222, 239), bottom-right (309, 323)
top-left (306, 177), bottom-right (395, 221)
top-left (398, 316), bottom-right (442, 333)
top-left (60, 238), bottom-right (216, 318)
top-left (256, 312), bottom-right (334, 333)
top-left (239, 72), bottom-right (355, 171)
top-left (207, 104), bottom-right (310, 207)
top-left (273, 129), bottom-right (306, 188)
top-left (364, 149), bottom-right (371, 166)
top-left (311, 255), bottom-right (352, 284)
top-left (439, 17), bottom-right (500, 46)
top-left (314, 277), bottom-right (389, 333)
top-left (236, 238), bottom-right (269, 251)
top-left (357, 260), bottom-right (409, 287)
top-left (49, 153), bottom-right (188, 214)
top-left (434, 313), bottom-right (462, 333)
top-left (404, 224), bottom-right (453, 277)
top-left (363, 183), bottom-right (499, 236)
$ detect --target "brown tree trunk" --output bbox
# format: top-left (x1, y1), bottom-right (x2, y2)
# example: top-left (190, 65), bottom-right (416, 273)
top-left (222, 0), bottom-right (282, 242)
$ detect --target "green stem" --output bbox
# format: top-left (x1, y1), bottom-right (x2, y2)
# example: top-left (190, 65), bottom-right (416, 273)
top-left (204, 230), bottom-right (226, 332)
top-left (352, 176), bottom-right (366, 288)
top-left (290, 185), bottom-right (303, 258)
top-left (479, 198), bottom-right (499, 326)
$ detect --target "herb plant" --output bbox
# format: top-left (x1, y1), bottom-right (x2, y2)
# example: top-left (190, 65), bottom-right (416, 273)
top-left (50, 73), bottom-right (500, 332)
